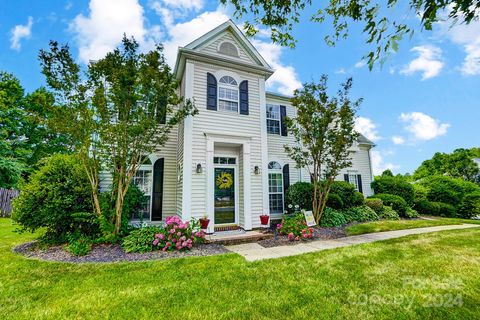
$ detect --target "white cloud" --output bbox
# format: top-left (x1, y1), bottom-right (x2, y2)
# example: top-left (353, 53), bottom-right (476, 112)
top-left (10, 16), bottom-right (33, 51)
top-left (400, 45), bottom-right (444, 80)
top-left (335, 68), bottom-right (346, 74)
top-left (354, 60), bottom-right (366, 68)
top-left (160, 0), bottom-right (204, 11)
top-left (437, 19), bottom-right (480, 75)
top-left (355, 117), bottom-right (381, 142)
top-left (371, 150), bottom-right (400, 175)
top-left (251, 39), bottom-right (302, 95)
top-left (399, 112), bottom-right (450, 140)
top-left (70, 0), bottom-right (160, 63)
top-left (391, 135), bottom-right (405, 145)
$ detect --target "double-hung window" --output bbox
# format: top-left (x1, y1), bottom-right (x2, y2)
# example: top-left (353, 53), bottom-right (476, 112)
top-left (349, 174), bottom-right (359, 191)
top-left (268, 161), bottom-right (284, 214)
top-left (132, 164), bottom-right (153, 220)
top-left (266, 104), bottom-right (280, 134)
top-left (218, 76), bottom-right (238, 112)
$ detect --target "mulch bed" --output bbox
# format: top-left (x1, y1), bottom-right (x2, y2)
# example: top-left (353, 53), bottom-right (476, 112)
top-left (258, 226), bottom-right (347, 248)
top-left (13, 241), bottom-right (229, 263)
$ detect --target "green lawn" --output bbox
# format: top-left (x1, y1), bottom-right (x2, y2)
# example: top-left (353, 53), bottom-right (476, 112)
top-left (346, 217), bottom-right (480, 236)
top-left (1, 218), bottom-right (480, 319)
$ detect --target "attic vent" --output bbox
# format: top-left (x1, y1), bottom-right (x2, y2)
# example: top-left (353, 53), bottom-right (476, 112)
top-left (218, 41), bottom-right (239, 57)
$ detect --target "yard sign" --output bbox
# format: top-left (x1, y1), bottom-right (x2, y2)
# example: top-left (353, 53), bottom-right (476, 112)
top-left (303, 210), bottom-right (316, 226)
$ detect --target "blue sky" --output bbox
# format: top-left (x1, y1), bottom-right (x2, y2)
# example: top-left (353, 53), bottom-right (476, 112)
top-left (1, 0), bottom-right (479, 175)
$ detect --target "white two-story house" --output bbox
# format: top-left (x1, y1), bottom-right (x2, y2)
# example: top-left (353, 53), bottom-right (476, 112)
top-left (102, 20), bottom-right (375, 233)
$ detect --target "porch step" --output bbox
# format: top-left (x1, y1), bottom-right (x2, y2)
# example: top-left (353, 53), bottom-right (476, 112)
top-left (207, 230), bottom-right (273, 245)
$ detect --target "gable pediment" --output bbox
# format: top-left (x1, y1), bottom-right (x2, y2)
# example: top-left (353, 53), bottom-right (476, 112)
top-left (183, 20), bottom-right (271, 69)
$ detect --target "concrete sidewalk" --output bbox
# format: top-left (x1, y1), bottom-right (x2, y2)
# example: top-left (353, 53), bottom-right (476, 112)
top-left (226, 223), bottom-right (480, 262)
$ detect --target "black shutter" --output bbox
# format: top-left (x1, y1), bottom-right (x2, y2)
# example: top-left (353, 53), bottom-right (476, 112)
top-left (152, 158), bottom-right (164, 221)
top-left (280, 105), bottom-right (287, 136)
top-left (283, 164), bottom-right (290, 208)
top-left (357, 175), bottom-right (363, 193)
top-left (344, 174), bottom-right (349, 183)
top-left (206, 73), bottom-right (217, 110)
top-left (239, 80), bottom-right (249, 115)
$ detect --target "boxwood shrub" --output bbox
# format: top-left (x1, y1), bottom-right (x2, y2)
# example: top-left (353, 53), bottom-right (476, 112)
top-left (371, 176), bottom-right (415, 205)
top-left (379, 206), bottom-right (400, 220)
top-left (369, 193), bottom-right (408, 217)
top-left (285, 182), bottom-right (313, 212)
top-left (365, 198), bottom-right (383, 213)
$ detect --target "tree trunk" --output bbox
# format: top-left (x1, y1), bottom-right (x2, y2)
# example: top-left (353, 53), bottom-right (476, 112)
top-left (114, 177), bottom-right (124, 235)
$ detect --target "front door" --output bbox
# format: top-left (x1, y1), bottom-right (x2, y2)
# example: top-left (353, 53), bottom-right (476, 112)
top-left (214, 167), bottom-right (236, 224)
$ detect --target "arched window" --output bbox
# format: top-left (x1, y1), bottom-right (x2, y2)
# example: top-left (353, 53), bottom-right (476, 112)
top-left (268, 161), bottom-right (284, 214)
top-left (219, 76), bottom-right (237, 85)
top-left (218, 75), bottom-right (239, 112)
top-left (218, 41), bottom-right (239, 57)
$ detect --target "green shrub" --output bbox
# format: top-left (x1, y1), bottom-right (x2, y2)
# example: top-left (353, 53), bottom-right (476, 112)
top-left (320, 207), bottom-right (347, 227)
top-left (431, 201), bottom-right (457, 217)
top-left (326, 193), bottom-right (344, 209)
top-left (122, 226), bottom-right (163, 253)
top-left (414, 199), bottom-right (437, 215)
top-left (379, 206), bottom-right (400, 220)
top-left (329, 181), bottom-right (357, 208)
top-left (67, 233), bottom-right (92, 256)
top-left (99, 183), bottom-right (145, 240)
top-left (371, 176), bottom-right (414, 205)
top-left (11, 154), bottom-right (95, 242)
top-left (353, 191), bottom-right (365, 206)
top-left (419, 175), bottom-right (480, 207)
top-left (458, 193), bottom-right (480, 219)
top-left (344, 205), bottom-right (378, 223)
top-left (285, 182), bottom-right (313, 212)
top-left (365, 198), bottom-right (383, 213)
top-left (369, 194), bottom-right (408, 217)
top-left (405, 207), bottom-right (419, 219)
top-left (412, 183), bottom-right (428, 202)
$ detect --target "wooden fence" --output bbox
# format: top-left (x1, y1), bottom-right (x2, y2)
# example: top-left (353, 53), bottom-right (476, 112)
top-left (0, 188), bottom-right (20, 217)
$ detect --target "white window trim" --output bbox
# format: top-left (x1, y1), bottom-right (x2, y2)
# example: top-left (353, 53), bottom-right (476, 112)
top-left (266, 104), bottom-right (281, 135)
top-left (348, 173), bottom-right (360, 192)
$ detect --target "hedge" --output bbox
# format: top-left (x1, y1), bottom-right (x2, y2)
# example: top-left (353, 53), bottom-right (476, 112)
top-left (371, 176), bottom-right (415, 205)
top-left (369, 193), bottom-right (408, 217)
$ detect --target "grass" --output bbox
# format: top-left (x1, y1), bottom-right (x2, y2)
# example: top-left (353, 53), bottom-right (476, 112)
top-left (1, 218), bottom-right (480, 319)
top-left (345, 217), bottom-right (480, 236)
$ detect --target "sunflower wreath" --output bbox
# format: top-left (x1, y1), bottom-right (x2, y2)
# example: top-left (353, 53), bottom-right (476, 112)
top-left (216, 171), bottom-right (233, 189)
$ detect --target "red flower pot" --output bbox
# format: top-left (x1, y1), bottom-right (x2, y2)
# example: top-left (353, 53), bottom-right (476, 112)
top-left (199, 218), bottom-right (210, 229)
top-left (260, 215), bottom-right (270, 225)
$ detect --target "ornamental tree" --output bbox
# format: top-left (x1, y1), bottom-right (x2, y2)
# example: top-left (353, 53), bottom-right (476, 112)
top-left (285, 75), bottom-right (360, 223)
top-left (39, 36), bottom-right (196, 236)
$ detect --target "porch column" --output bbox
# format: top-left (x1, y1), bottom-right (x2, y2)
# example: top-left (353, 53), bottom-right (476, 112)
top-left (206, 138), bottom-right (215, 234)
top-left (243, 142), bottom-right (252, 230)
top-left (181, 61), bottom-right (194, 221)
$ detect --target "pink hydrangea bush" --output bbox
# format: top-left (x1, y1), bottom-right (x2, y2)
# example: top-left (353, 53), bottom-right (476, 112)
top-left (277, 214), bottom-right (315, 241)
top-left (152, 216), bottom-right (206, 251)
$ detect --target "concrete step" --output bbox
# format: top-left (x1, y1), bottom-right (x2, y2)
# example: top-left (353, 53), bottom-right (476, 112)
top-left (207, 230), bottom-right (273, 245)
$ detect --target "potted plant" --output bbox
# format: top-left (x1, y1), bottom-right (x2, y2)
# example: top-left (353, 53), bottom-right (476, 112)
top-left (259, 214), bottom-right (270, 226)
top-left (199, 215), bottom-right (210, 229)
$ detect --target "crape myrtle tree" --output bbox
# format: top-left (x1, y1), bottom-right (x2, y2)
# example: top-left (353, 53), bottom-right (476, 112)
top-left (39, 36), bottom-right (196, 236)
top-left (222, 0), bottom-right (480, 68)
top-left (285, 75), bottom-right (360, 224)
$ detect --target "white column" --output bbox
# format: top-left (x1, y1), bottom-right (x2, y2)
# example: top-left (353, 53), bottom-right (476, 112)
top-left (206, 138), bottom-right (215, 234)
top-left (258, 78), bottom-right (270, 216)
top-left (243, 142), bottom-right (252, 230)
top-left (181, 61), bottom-right (194, 221)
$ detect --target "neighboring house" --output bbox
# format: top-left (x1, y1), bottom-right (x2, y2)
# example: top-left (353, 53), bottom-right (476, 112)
top-left (100, 20), bottom-right (375, 233)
